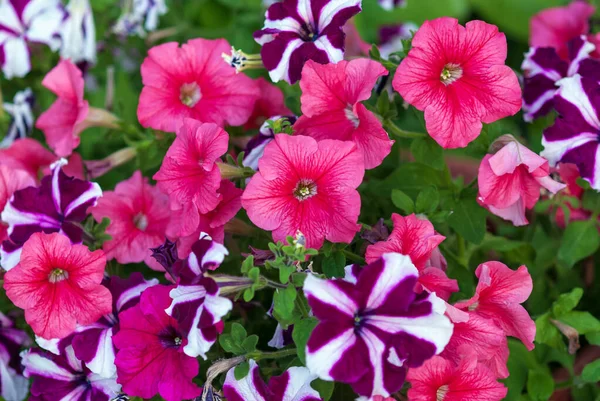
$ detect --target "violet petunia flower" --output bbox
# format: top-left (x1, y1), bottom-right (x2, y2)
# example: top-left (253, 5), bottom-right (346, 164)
top-left (1, 88), bottom-right (35, 149)
top-left (541, 74), bottom-right (600, 190)
top-left (0, 313), bottom-right (31, 401)
top-left (0, 0), bottom-right (64, 79)
top-left (222, 359), bottom-right (322, 401)
top-left (113, 0), bottom-right (168, 37)
top-left (21, 346), bottom-right (121, 401)
top-left (378, 0), bottom-right (406, 10)
top-left (254, 0), bottom-right (362, 84)
top-left (243, 115), bottom-right (297, 171)
top-left (303, 253), bottom-right (453, 398)
top-left (522, 36), bottom-right (600, 122)
top-left (0, 159), bottom-right (102, 270)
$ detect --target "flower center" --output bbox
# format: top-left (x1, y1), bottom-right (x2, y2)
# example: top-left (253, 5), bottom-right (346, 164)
top-left (48, 268), bottom-right (69, 283)
top-left (133, 213), bottom-right (149, 231)
top-left (440, 63), bottom-right (462, 85)
top-left (436, 385), bottom-right (449, 401)
top-left (159, 326), bottom-right (184, 348)
top-left (180, 82), bottom-right (201, 107)
top-left (344, 106), bottom-right (360, 129)
top-left (300, 23), bottom-right (318, 42)
top-left (293, 179), bottom-right (317, 201)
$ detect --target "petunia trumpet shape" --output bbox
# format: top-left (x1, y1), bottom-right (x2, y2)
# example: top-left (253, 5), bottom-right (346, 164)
top-left (242, 134), bottom-right (364, 250)
top-left (222, 359), bottom-right (322, 401)
top-left (4, 232), bottom-right (112, 340)
top-left (1, 160), bottom-right (102, 270)
top-left (137, 38), bottom-right (260, 132)
top-left (254, 0), bottom-right (362, 84)
top-left (0, 313), bottom-right (31, 401)
top-left (303, 253), bottom-right (453, 398)
top-left (393, 17), bottom-right (521, 149)
top-left (478, 135), bottom-right (565, 226)
top-left (294, 59), bottom-right (394, 169)
top-left (541, 75), bottom-right (600, 190)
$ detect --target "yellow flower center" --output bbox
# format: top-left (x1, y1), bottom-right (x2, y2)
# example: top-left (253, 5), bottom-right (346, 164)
top-left (440, 63), bottom-right (463, 85)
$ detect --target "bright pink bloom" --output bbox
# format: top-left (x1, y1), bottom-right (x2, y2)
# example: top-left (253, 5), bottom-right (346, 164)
top-left (530, 2), bottom-right (595, 60)
top-left (137, 38), bottom-right (260, 133)
top-left (407, 353), bottom-right (507, 401)
top-left (294, 59), bottom-right (393, 169)
top-left (91, 171), bottom-right (172, 270)
top-left (113, 284), bottom-right (201, 401)
top-left (3, 232), bottom-right (112, 340)
top-left (478, 136), bottom-right (565, 226)
top-left (242, 134), bottom-right (364, 249)
top-left (245, 77), bottom-right (291, 129)
top-left (392, 18), bottom-right (521, 149)
top-left (454, 261), bottom-right (536, 351)
top-left (0, 165), bottom-right (35, 242)
top-left (154, 119), bottom-right (229, 235)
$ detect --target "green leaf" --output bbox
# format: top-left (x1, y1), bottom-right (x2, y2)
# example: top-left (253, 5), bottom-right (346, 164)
top-left (448, 191), bottom-right (487, 244)
top-left (219, 334), bottom-right (244, 354)
top-left (231, 323), bottom-right (247, 345)
top-left (311, 379), bottom-right (334, 401)
top-left (535, 313), bottom-right (564, 349)
top-left (582, 189), bottom-right (600, 213)
top-left (273, 285), bottom-right (300, 328)
top-left (558, 220), bottom-right (600, 268)
top-left (558, 311), bottom-right (600, 334)
top-left (391, 189), bottom-right (414, 214)
top-left (242, 335), bottom-right (258, 353)
top-left (526, 369), bottom-right (554, 401)
top-left (552, 288), bottom-right (583, 317)
top-left (581, 359), bottom-right (600, 383)
top-left (234, 361), bottom-right (250, 380)
top-left (292, 317), bottom-right (318, 364)
top-left (586, 331), bottom-right (600, 346)
top-left (415, 186), bottom-right (440, 214)
top-left (279, 265), bottom-right (295, 284)
top-left (321, 252), bottom-right (346, 278)
top-left (411, 136), bottom-right (445, 170)
top-left (241, 255), bottom-right (254, 274)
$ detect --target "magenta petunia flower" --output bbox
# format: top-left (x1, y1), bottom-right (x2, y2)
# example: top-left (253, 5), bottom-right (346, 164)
top-left (392, 18), bottom-right (521, 149)
top-left (113, 285), bottom-right (202, 401)
top-left (0, 313), bottom-right (31, 401)
top-left (137, 38), bottom-right (260, 132)
top-left (254, 0), bottom-right (362, 84)
top-left (241, 134), bottom-right (364, 250)
top-left (541, 75), bottom-right (600, 190)
top-left (222, 359), bottom-right (322, 401)
top-left (21, 347), bottom-right (121, 401)
top-left (522, 36), bottom-right (600, 122)
top-left (303, 253), bottom-right (453, 398)
top-left (91, 170), bottom-right (173, 271)
top-left (245, 77), bottom-right (292, 130)
top-left (0, 160), bottom-right (102, 270)
top-left (478, 135), bottom-right (565, 226)
top-left (294, 59), bottom-right (393, 169)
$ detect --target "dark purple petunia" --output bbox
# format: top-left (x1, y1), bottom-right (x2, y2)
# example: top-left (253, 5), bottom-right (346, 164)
top-left (222, 359), bottom-right (322, 401)
top-left (165, 234), bottom-right (233, 358)
top-left (21, 347), bottom-right (121, 401)
top-left (378, 0), bottom-right (406, 10)
top-left (303, 253), bottom-right (453, 398)
top-left (36, 273), bottom-right (158, 379)
top-left (522, 35), bottom-right (600, 122)
top-left (541, 74), bottom-right (600, 190)
top-left (254, 0), bottom-right (362, 84)
top-left (243, 115), bottom-right (297, 171)
top-left (0, 313), bottom-right (31, 401)
top-left (0, 160), bottom-right (102, 270)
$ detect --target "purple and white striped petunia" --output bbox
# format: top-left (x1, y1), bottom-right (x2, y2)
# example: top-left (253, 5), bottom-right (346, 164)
top-left (113, 0), bottom-right (168, 37)
top-left (254, 0), bottom-right (362, 84)
top-left (522, 36), bottom-right (600, 122)
top-left (378, 0), bottom-right (406, 10)
top-left (1, 88), bottom-right (35, 149)
top-left (222, 359), bottom-right (322, 401)
top-left (165, 234), bottom-right (233, 358)
top-left (303, 253), bottom-right (453, 398)
top-left (21, 346), bottom-right (121, 401)
top-left (378, 23), bottom-right (418, 59)
top-left (0, 160), bottom-right (102, 270)
top-left (0, 0), bottom-right (64, 79)
top-left (541, 74), bottom-right (600, 190)
top-left (0, 313), bottom-right (31, 401)
top-left (244, 115), bottom-right (297, 171)
top-left (59, 0), bottom-right (96, 65)
top-left (36, 273), bottom-right (158, 379)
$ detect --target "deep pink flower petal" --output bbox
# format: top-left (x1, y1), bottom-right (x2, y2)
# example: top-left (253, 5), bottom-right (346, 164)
top-left (245, 77), bottom-right (291, 129)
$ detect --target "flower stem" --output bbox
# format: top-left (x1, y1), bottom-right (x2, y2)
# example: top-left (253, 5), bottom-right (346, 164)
top-left (247, 348), bottom-right (297, 361)
top-left (342, 249), bottom-right (365, 264)
top-left (383, 120), bottom-right (427, 139)
top-left (295, 292), bottom-right (310, 318)
top-left (263, 277), bottom-right (287, 289)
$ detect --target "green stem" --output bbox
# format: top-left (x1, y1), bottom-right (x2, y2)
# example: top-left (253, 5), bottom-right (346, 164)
top-left (247, 348), bottom-right (297, 361)
top-left (466, 177), bottom-right (478, 189)
top-left (343, 249), bottom-right (365, 264)
top-left (456, 234), bottom-right (466, 262)
top-left (383, 120), bottom-right (426, 139)
top-left (263, 277), bottom-right (287, 289)
top-left (295, 292), bottom-right (310, 318)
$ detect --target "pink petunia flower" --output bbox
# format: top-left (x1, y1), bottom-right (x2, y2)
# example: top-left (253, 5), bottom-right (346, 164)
top-left (0, 165), bottom-right (35, 243)
top-left (530, 1), bottom-right (595, 60)
top-left (478, 135), bottom-right (565, 226)
top-left (113, 284), bottom-right (202, 401)
top-left (454, 261), bottom-right (536, 351)
top-left (3, 232), bottom-right (112, 340)
top-left (245, 77), bottom-right (292, 130)
top-left (392, 18), bottom-right (521, 149)
top-left (137, 38), bottom-right (260, 133)
top-left (294, 59), bottom-right (394, 169)
top-left (241, 134), bottom-right (364, 249)
top-left (154, 118), bottom-right (229, 235)
top-left (36, 59), bottom-right (118, 157)
top-left (407, 351), bottom-right (507, 401)
top-left (91, 170), bottom-right (172, 270)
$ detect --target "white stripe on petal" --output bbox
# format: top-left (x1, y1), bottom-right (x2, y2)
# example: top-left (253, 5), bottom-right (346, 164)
top-left (556, 75), bottom-right (600, 129)
top-left (314, 36), bottom-right (343, 63)
top-left (63, 182), bottom-right (102, 217)
top-left (0, 362), bottom-right (28, 401)
top-left (0, 246), bottom-right (22, 271)
top-left (88, 373), bottom-right (121, 398)
top-left (202, 242), bottom-right (228, 267)
top-left (281, 366), bottom-right (320, 401)
top-left (541, 132), bottom-right (597, 166)
top-left (568, 36), bottom-right (596, 76)
top-left (1, 38), bottom-right (31, 79)
top-left (361, 327), bottom-right (388, 397)
top-left (21, 350), bottom-right (75, 381)
top-left (57, 384), bottom-right (86, 401)
top-left (116, 278), bottom-right (159, 312)
top-left (85, 328), bottom-right (116, 378)
top-left (523, 89), bottom-right (556, 122)
top-left (303, 274), bottom-right (357, 317)
top-left (318, 0), bottom-right (361, 30)
top-left (268, 38), bottom-right (304, 83)
top-left (366, 253), bottom-right (418, 310)
top-left (183, 293), bottom-right (232, 359)
top-left (224, 360), bottom-right (267, 401)
top-left (0, 2), bottom-right (23, 36)
top-left (305, 328), bottom-right (355, 381)
top-left (165, 285), bottom-right (207, 316)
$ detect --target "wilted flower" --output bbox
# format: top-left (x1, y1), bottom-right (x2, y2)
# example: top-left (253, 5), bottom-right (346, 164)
top-left (1, 89), bottom-right (35, 148)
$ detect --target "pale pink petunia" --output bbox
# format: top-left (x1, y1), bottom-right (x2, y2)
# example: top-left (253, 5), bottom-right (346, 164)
top-left (454, 261), bottom-right (536, 351)
top-left (0, 165), bottom-right (35, 243)
top-left (242, 134), bottom-right (364, 249)
top-left (478, 135), bottom-right (565, 226)
top-left (294, 59), bottom-right (394, 169)
top-left (392, 18), bottom-right (521, 149)
top-left (530, 1), bottom-right (595, 60)
top-left (244, 77), bottom-right (291, 130)
top-left (91, 171), bottom-right (173, 270)
top-left (137, 38), bottom-right (260, 133)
